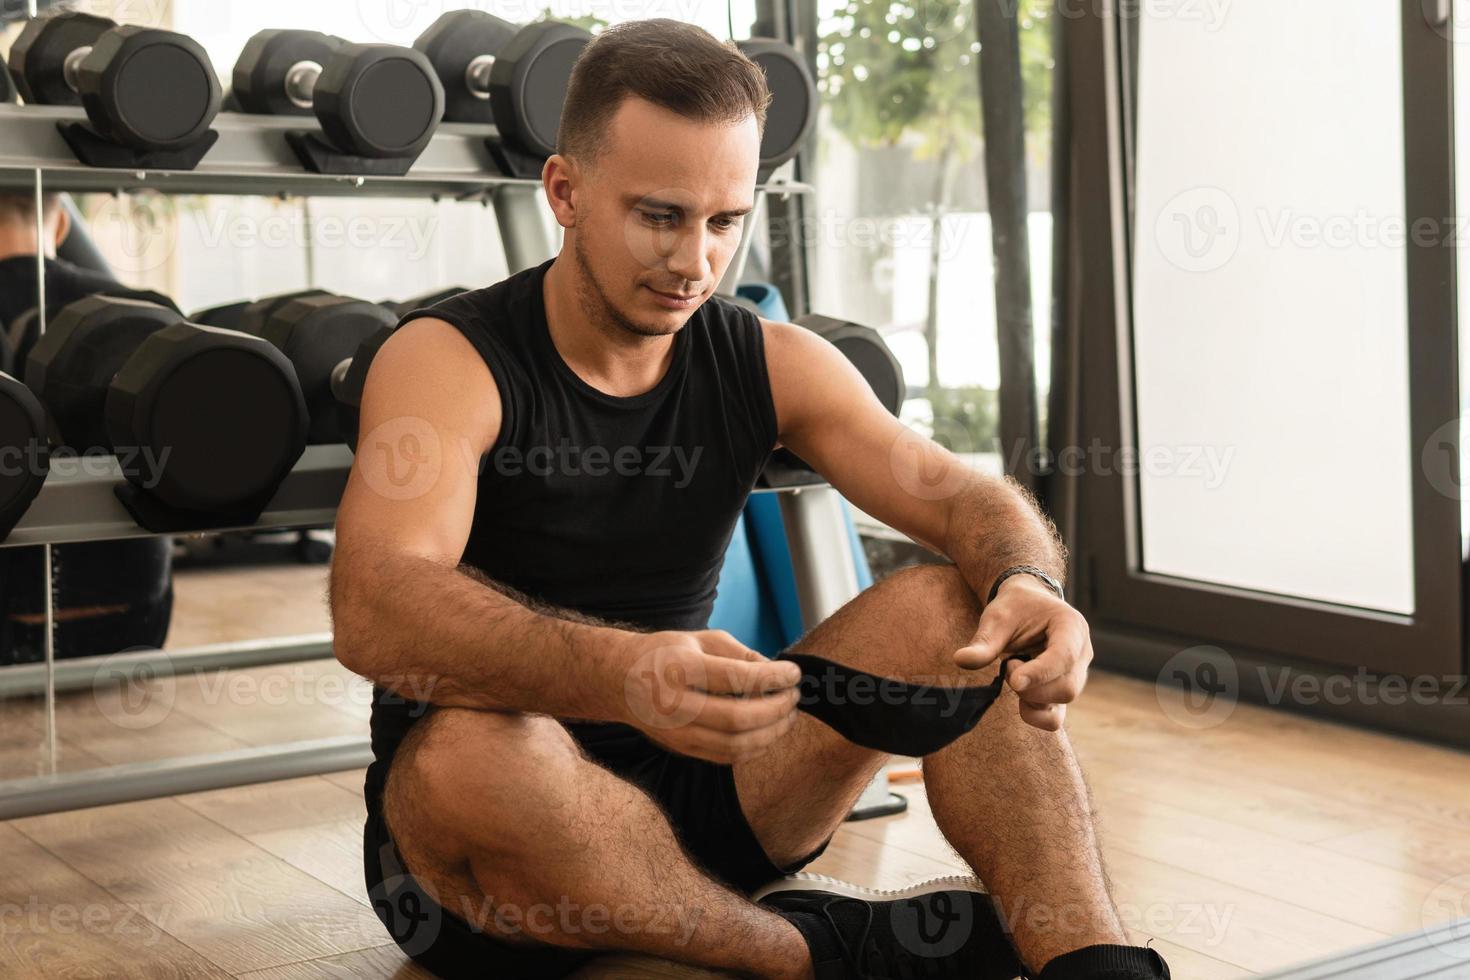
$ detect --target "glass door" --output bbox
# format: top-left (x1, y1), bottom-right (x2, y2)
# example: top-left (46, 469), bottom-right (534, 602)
top-left (1073, 0), bottom-right (1462, 678)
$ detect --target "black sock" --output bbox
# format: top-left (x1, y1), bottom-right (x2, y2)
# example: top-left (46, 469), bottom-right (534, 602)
top-left (1036, 943), bottom-right (1171, 980)
top-left (770, 909), bottom-right (846, 980)
top-left (774, 651), bottom-right (1029, 756)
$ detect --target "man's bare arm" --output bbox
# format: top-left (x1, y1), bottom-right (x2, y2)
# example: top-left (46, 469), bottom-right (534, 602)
top-left (331, 539), bottom-right (640, 720)
top-left (939, 477), bottom-right (1066, 608)
top-left (763, 318), bottom-right (1086, 730)
top-left (329, 317), bottom-right (637, 721)
top-left (760, 318), bottom-right (1062, 594)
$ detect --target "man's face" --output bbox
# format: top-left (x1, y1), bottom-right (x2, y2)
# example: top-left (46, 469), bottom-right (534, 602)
top-left (568, 97), bottom-right (760, 337)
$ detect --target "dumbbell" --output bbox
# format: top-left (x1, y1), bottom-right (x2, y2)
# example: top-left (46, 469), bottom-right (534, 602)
top-left (11, 287), bottom-right (182, 378)
top-left (232, 29), bottom-right (444, 161)
top-left (414, 11), bottom-right (590, 159)
top-left (188, 300), bottom-right (252, 329)
top-left (191, 289), bottom-right (335, 335)
top-left (252, 293), bottom-right (396, 444)
top-left (238, 289), bottom-right (335, 336)
top-left (388, 285), bottom-right (469, 317)
top-left (737, 39), bottom-right (817, 175)
top-left (9, 12), bottom-right (221, 151)
top-left (0, 313), bottom-right (19, 376)
top-left (0, 371), bottom-right (49, 541)
top-left (25, 295), bottom-right (307, 521)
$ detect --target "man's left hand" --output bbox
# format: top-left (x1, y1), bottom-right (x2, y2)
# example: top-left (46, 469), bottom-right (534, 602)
top-left (954, 575), bottom-right (1092, 732)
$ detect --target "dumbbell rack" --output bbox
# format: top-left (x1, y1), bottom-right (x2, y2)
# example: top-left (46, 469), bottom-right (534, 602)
top-left (0, 143), bottom-right (842, 819)
top-left (0, 103), bottom-right (528, 197)
top-left (0, 103), bottom-right (817, 201)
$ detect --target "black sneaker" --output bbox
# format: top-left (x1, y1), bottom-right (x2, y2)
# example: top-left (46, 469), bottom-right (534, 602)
top-left (753, 872), bottom-right (1023, 980)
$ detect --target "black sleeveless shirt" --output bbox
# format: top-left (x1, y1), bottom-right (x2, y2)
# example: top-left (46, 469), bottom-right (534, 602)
top-left (363, 259), bottom-right (779, 812)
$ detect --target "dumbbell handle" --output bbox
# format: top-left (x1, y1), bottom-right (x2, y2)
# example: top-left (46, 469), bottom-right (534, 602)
top-left (61, 45), bottom-right (93, 94)
top-left (329, 356), bottom-right (356, 406)
top-left (465, 54), bottom-right (495, 100)
top-left (283, 59), bottom-right (324, 110)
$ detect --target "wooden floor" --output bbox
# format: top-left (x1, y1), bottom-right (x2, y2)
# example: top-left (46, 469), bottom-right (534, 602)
top-left (2, 563), bottom-right (1470, 977)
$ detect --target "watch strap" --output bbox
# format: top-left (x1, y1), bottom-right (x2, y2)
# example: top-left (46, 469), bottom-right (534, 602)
top-left (987, 564), bottom-right (1064, 604)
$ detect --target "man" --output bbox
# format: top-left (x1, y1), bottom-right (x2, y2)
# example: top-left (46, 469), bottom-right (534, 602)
top-left (333, 20), bottom-right (1169, 980)
top-left (0, 192), bottom-right (173, 664)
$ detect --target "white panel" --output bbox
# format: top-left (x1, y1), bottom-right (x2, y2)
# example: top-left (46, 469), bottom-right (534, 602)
top-left (1133, 0), bottom-right (1414, 613)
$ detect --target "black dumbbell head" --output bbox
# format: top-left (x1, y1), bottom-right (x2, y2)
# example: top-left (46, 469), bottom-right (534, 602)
top-left (795, 314), bottom-right (905, 416)
top-left (237, 288), bottom-right (335, 336)
top-left (414, 9), bottom-right (518, 124)
top-left (26, 295), bottom-right (183, 453)
top-left (0, 313), bottom-right (14, 376)
top-left (0, 372), bottom-right (49, 541)
top-left (105, 322), bottom-right (307, 514)
top-left (6, 308), bottom-right (41, 375)
top-left (259, 294), bottom-right (396, 444)
top-left (9, 11), bottom-right (117, 106)
top-left (391, 285), bottom-right (469, 317)
top-left (738, 39), bottom-right (816, 172)
top-left (487, 21), bottom-right (590, 160)
top-left (76, 26), bottom-right (222, 150)
top-left (233, 29), bottom-right (347, 116)
top-left (313, 43), bottom-right (444, 159)
top-left (189, 300), bottom-right (253, 329)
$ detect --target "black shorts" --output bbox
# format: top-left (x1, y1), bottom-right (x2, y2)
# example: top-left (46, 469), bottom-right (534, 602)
top-left (363, 719), bottom-right (833, 979)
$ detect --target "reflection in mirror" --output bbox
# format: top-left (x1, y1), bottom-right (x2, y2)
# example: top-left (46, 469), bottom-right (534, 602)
top-left (11, 183), bottom-right (513, 771)
top-left (0, 175), bottom-right (140, 779)
top-left (56, 536), bottom-right (361, 771)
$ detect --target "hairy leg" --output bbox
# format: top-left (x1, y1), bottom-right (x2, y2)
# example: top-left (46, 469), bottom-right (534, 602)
top-left (734, 563), bottom-right (1126, 971)
top-left (383, 707), bottom-right (811, 979)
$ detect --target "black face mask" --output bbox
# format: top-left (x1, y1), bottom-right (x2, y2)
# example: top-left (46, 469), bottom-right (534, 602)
top-left (774, 651), bottom-right (1031, 756)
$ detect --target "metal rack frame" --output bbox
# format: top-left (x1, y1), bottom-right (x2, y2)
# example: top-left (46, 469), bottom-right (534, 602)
top-left (0, 633), bottom-right (333, 699)
top-left (0, 105), bottom-right (815, 201)
top-left (1, 443), bottom-right (352, 548)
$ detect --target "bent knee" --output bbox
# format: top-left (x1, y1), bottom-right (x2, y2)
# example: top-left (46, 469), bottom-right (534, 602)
top-left (881, 563), bottom-right (981, 654)
top-left (384, 708), bottom-right (584, 861)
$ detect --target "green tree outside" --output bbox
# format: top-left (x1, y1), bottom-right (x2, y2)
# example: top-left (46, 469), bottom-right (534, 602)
top-left (818, 0), bottom-right (1052, 450)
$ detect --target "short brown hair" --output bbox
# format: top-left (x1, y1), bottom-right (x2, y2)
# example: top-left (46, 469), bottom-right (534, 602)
top-left (0, 192), bottom-right (60, 226)
top-left (557, 19), bottom-right (770, 164)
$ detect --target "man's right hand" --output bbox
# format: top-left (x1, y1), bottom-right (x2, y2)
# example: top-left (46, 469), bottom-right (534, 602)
top-left (613, 629), bottom-right (803, 764)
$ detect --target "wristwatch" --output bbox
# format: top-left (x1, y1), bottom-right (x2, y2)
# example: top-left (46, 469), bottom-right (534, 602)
top-left (987, 565), bottom-right (1065, 604)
